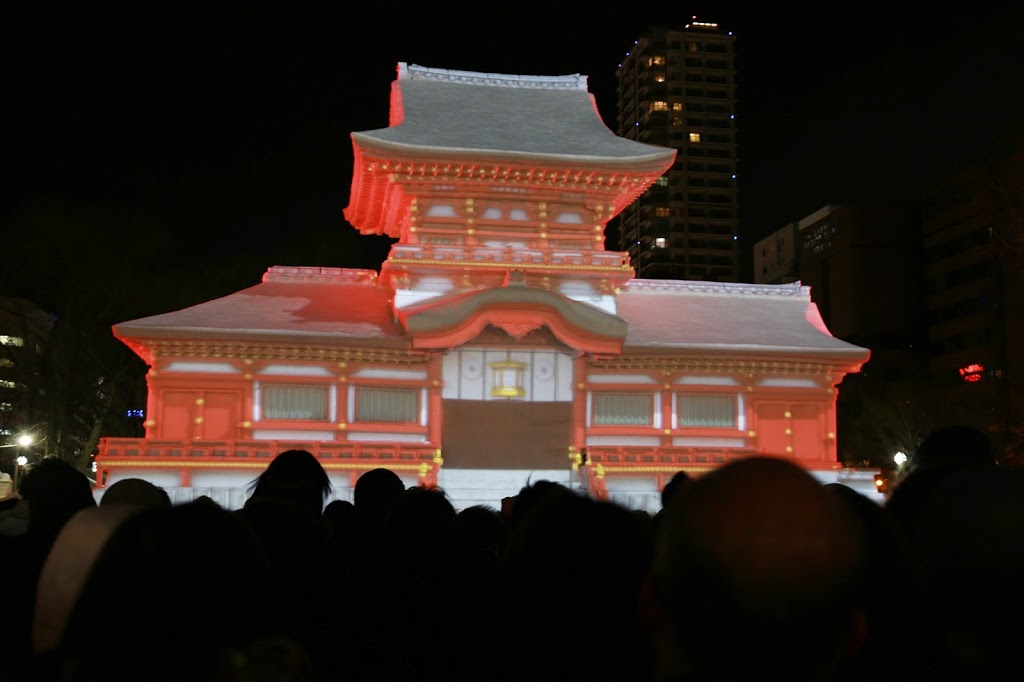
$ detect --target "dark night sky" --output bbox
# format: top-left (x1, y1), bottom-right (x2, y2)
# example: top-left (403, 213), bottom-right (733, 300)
top-left (3, 2), bottom-right (1024, 319)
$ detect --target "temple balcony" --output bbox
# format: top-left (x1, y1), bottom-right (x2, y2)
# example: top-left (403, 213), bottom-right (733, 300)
top-left (389, 244), bottom-right (628, 269)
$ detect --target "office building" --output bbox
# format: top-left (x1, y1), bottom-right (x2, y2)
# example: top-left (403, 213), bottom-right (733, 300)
top-left (920, 134), bottom-right (1024, 460)
top-left (0, 297), bottom-right (54, 483)
top-left (614, 20), bottom-right (740, 281)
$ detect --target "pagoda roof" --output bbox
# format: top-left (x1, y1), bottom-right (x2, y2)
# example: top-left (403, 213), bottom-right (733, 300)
top-left (351, 63), bottom-right (676, 169)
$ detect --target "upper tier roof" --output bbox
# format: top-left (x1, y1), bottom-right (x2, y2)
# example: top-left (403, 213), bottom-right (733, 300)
top-left (351, 63), bottom-right (676, 168)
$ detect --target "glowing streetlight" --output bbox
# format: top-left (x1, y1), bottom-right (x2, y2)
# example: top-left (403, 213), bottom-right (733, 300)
top-left (13, 454), bottom-right (28, 490)
top-left (12, 433), bottom-right (33, 490)
top-left (893, 451), bottom-right (907, 467)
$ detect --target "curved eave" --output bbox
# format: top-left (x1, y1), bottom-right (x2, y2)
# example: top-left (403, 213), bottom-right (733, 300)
top-left (398, 285), bottom-right (627, 354)
top-left (113, 328), bottom-right (413, 367)
top-left (343, 137), bottom-right (675, 237)
top-left (351, 132), bottom-right (677, 172)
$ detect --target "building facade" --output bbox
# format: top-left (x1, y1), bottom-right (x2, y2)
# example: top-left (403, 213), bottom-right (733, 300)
top-left (920, 135), bottom-right (1024, 463)
top-left (614, 20), bottom-right (740, 282)
top-left (95, 63), bottom-right (876, 511)
top-left (0, 297), bottom-right (53, 479)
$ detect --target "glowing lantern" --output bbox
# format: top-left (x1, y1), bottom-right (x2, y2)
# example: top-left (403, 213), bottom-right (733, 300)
top-left (490, 360), bottom-right (526, 398)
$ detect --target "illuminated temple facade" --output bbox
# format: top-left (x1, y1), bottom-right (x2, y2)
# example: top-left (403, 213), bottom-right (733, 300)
top-left (95, 63), bottom-right (876, 510)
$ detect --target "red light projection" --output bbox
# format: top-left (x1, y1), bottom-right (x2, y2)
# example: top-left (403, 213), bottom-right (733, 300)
top-left (959, 363), bottom-right (984, 382)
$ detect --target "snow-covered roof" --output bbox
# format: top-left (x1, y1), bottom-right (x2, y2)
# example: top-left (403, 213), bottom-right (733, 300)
top-left (113, 267), bottom-right (406, 347)
top-left (616, 279), bottom-right (870, 360)
top-left (350, 63), bottom-right (676, 169)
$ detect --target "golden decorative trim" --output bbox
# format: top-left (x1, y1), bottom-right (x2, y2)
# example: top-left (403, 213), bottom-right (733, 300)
top-left (588, 357), bottom-right (844, 375)
top-left (146, 341), bottom-right (430, 364)
top-left (594, 465), bottom-right (719, 475)
top-left (98, 460), bottom-right (431, 472)
top-left (388, 258), bottom-right (633, 273)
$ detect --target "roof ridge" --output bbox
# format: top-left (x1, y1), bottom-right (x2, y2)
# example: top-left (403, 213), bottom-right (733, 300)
top-left (262, 266), bottom-right (378, 285)
top-left (399, 62), bottom-right (587, 91)
top-left (623, 279), bottom-right (810, 298)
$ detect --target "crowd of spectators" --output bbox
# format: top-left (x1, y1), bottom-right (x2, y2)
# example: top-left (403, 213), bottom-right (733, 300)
top-left (0, 424), bottom-right (1020, 682)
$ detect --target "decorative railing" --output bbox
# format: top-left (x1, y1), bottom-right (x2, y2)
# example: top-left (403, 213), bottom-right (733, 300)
top-left (95, 437), bottom-right (443, 486)
top-left (388, 244), bottom-right (629, 269)
top-left (586, 444), bottom-right (760, 471)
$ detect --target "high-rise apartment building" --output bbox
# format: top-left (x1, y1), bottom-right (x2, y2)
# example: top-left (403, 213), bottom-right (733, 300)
top-left (614, 20), bottom-right (739, 281)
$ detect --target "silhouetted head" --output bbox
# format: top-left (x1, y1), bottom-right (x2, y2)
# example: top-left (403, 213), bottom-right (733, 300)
top-left (457, 504), bottom-right (506, 556)
top-left (660, 469), bottom-right (691, 510)
top-left (100, 478), bottom-right (171, 509)
top-left (908, 424), bottom-right (995, 475)
top-left (887, 425), bottom-right (998, 543)
top-left (353, 467), bottom-right (405, 522)
top-left (246, 449), bottom-right (331, 519)
top-left (499, 491), bottom-right (656, 682)
top-left (323, 498), bottom-right (354, 523)
top-left (382, 486), bottom-right (460, 577)
top-left (18, 458), bottom-right (96, 538)
top-left (503, 479), bottom-right (574, 528)
top-left (652, 456), bottom-right (869, 680)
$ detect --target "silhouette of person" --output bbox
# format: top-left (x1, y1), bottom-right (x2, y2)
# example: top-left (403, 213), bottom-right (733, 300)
top-left (886, 424), bottom-right (997, 547)
top-left (99, 477), bottom-right (171, 509)
top-left (0, 457), bottom-right (97, 681)
top-left (496, 489), bottom-right (656, 682)
top-left (234, 449), bottom-right (333, 671)
top-left (37, 501), bottom-right (309, 682)
top-left (648, 456), bottom-right (870, 681)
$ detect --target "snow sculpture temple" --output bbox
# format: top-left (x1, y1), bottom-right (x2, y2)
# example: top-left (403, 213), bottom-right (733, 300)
top-left (95, 63), bottom-right (875, 510)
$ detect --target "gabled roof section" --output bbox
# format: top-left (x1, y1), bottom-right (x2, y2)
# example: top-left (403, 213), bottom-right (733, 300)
top-left (113, 267), bottom-right (407, 364)
top-left (397, 282), bottom-right (628, 354)
top-left (616, 280), bottom-right (871, 365)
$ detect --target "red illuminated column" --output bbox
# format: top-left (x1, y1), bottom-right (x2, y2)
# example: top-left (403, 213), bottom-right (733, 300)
top-left (572, 355), bottom-right (588, 446)
top-left (427, 354), bottom-right (444, 445)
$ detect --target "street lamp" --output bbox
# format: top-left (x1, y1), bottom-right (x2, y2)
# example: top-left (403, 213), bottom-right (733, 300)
top-left (13, 433), bottom-right (33, 491)
top-left (13, 454), bottom-right (28, 490)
